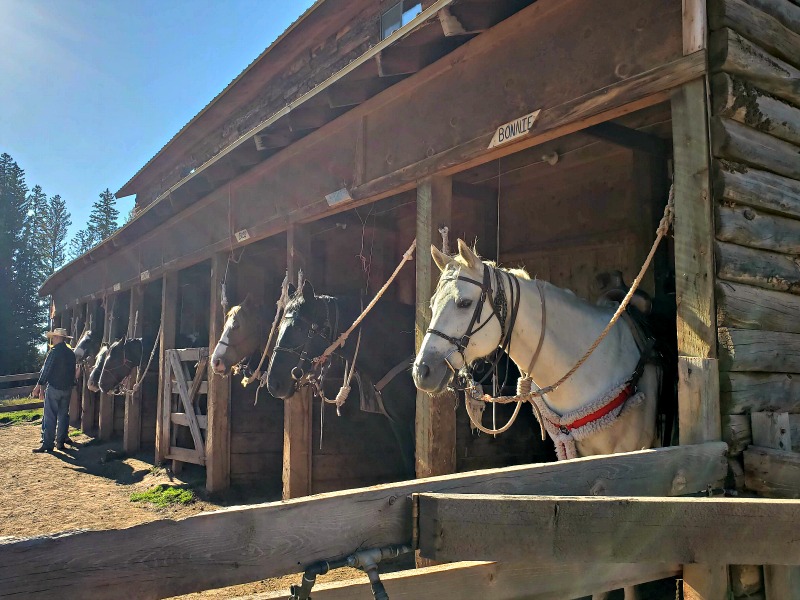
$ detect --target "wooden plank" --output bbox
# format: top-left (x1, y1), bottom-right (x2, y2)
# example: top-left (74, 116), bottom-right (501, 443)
top-left (716, 240), bottom-right (800, 294)
top-left (751, 411), bottom-right (791, 451)
top-left (168, 351), bottom-right (206, 461)
top-left (0, 372), bottom-right (40, 383)
top-left (712, 74), bottom-right (800, 147)
top-left (678, 357), bottom-right (722, 445)
top-left (176, 347), bottom-right (203, 361)
top-left (166, 445), bottom-right (205, 466)
top-left (722, 371), bottom-right (800, 414)
top-left (416, 175), bottom-right (457, 479)
top-left (722, 413), bottom-right (751, 456)
top-left (708, 0), bottom-right (800, 68)
top-left (712, 117), bottom-right (800, 181)
top-left (171, 412), bottom-right (208, 429)
top-left (284, 224), bottom-right (312, 500)
top-left (720, 327), bottom-right (800, 372)
top-left (207, 251), bottom-right (230, 493)
top-left (172, 380), bottom-right (208, 394)
top-left (672, 80), bottom-right (716, 359)
top-left (764, 565), bottom-right (800, 600)
top-left (744, 445), bottom-right (800, 498)
top-left (98, 392), bottom-right (114, 441)
top-left (156, 272), bottom-right (178, 464)
top-left (0, 386), bottom-right (36, 401)
top-left (0, 400), bottom-right (42, 413)
top-left (683, 0), bottom-right (707, 53)
top-left (416, 494), bottom-right (800, 564)
top-left (124, 285), bottom-right (144, 453)
top-left (714, 162), bottom-right (800, 231)
top-left (0, 443), bottom-right (727, 600)
top-left (255, 561), bottom-right (681, 600)
top-left (717, 203), bottom-right (800, 255)
top-left (717, 281), bottom-right (800, 334)
top-left (709, 27), bottom-right (800, 106)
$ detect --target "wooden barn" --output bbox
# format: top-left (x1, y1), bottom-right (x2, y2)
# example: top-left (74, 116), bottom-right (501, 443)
top-left (28, 0), bottom-right (800, 597)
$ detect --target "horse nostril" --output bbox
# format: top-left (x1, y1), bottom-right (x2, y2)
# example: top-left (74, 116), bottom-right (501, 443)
top-left (417, 362), bottom-right (431, 379)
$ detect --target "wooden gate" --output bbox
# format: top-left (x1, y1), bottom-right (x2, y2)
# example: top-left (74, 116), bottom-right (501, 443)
top-left (162, 348), bottom-right (209, 470)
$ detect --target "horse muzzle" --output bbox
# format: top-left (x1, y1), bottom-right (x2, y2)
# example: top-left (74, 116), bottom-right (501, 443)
top-left (211, 355), bottom-right (229, 376)
top-left (412, 356), bottom-right (453, 394)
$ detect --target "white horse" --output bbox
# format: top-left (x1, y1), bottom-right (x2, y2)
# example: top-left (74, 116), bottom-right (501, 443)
top-left (413, 239), bottom-right (660, 459)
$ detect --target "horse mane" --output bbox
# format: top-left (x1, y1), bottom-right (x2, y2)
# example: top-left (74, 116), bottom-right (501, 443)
top-left (226, 305), bottom-right (242, 318)
top-left (450, 252), bottom-right (531, 281)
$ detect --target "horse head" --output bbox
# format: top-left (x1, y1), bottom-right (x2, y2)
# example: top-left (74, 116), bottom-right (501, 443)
top-left (414, 239), bottom-right (505, 394)
top-left (266, 279), bottom-right (332, 399)
top-left (210, 295), bottom-right (265, 376)
top-left (98, 338), bottom-right (143, 393)
top-left (74, 329), bottom-right (101, 363)
top-left (87, 345), bottom-right (109, 392)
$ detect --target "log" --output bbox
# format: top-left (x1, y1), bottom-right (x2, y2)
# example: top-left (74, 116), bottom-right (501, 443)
top-left (751, 411), bottom-right (792, 451)
top-left (717, 203), bottom-right (800, 255)
top-left (416, 493), bottom-right (800, 565)
top-left (709, 28), bottom-right (800, 106)
top-left (712, 74), bottom-right (800, 147)
top-left (744, 445), bottom-right (800, 498)
top-left (714, 161), bottom-right (800, 220)
top-left (255, 561), bottom-right (681, 600)
top-left (712, 117), bottom-right (800, 181)
top-left (721, 371), bottom-right (800, 414)
top-left (719, 327), bottom-right (800, 372)
top-left (716, 240), bottom-right (800, 294)
top-left (723, 413), bottom-right (752, 456)
top-left (708, 0), bottom-right (800, 69)
top-left (742, 0), bottom-right (800, 37)
top-left (0, 443), bottom-right (728, 599)
top-left (717, 281), bottom-right (800, 334)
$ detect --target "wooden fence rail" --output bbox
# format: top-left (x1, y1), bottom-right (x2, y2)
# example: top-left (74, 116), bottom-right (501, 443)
top-left (0, 372), bottom-right (39, 384)
top-left (0, 443), bottom-right (727, 600)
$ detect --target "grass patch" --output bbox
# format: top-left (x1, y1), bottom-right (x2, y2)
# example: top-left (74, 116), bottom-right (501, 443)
top-left (0, 396), bottom-right (39, 408)
top-left (68, 429), bottom-right (83, 437)
top-left (130, 484), bottom-right (195, 507)
top-left (0, 408), bottom-right (43, 426)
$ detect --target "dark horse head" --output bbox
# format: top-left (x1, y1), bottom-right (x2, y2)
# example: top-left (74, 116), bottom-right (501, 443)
top-left (266, 280), bottom-right (333, 399)
top-left (87, 345), bottom-right (109, 392)
top-left (210, 295), bottom-right (265, 376)
top-left (74, 329), bottom-right (101, 363)
top-left (98, 338), bottom-right (147, 393)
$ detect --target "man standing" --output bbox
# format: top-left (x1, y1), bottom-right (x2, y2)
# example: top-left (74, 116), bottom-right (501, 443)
top-left (32, 327), bottom-right (76, 453)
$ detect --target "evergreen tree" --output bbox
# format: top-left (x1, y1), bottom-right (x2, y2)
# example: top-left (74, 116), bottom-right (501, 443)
top-left (124, 203), bottom-right (140, 225)
top-left (40, 194), bottom-right (71, 275)
top-left (87, 188), bottom-right (119, 242)
top-left (69, 228), bottom-right (94, 260)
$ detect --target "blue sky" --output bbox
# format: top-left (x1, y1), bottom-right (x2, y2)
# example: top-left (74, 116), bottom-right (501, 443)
top-left (0, 0), bottom-right (316, 241)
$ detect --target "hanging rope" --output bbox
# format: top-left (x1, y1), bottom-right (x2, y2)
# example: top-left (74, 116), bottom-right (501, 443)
top-left (242, 273), bottom-right (291, 389)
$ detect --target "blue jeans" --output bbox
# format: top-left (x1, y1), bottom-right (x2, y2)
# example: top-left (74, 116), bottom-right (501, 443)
top-left (41, 386), bottom-right (71, 449)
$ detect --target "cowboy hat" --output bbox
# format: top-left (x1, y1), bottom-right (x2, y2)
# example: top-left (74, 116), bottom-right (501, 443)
top-left (46, 327), bottom-right (73, 339)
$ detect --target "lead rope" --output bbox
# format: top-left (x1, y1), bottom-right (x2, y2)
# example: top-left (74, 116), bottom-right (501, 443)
top-left (248, 274), bottom-right (291, 407)
top-left (469, 183), bottom-right (674, 409)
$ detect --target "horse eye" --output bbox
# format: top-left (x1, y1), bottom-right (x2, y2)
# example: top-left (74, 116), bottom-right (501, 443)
top-left (231, 321), bottom-right (239, 330)
top-left (456, 298), bottom-right (473, 309)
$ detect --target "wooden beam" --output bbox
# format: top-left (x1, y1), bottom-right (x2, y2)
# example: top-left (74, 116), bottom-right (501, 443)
top-left (257, 561), bottom-right (681, 600)
top-left (155, 272), bottom-right (178, 464)
top-left (717, 203), bottom-right (800, 256)
top-left (765, 565), bottom-right (800, 600)
top-left (376, 44), bottom-right (437, 77)
top-left (712, 117), bottom-right (800, 181)
top-left (678, 357), bottom-right (722, 445)
top-left (744, 445), bottom-right (800, 498)
top-left (254, 130), bottom-right (304, 151)
top-left (206, 252), bottom-right (231, 493)
top-left (683, 0), bottom-right (707, 53)
top-left (720, 327), bottom-right (800, 372)
top-left (717, 281), bottom-right (800, 335)
top-left (714, 162), bottom-right (800, 221)
top-left (752, 411), bottom-right (792, 452)
top-left (416, 494), bottom-right (800, 565)
top-left (721, 371), bottom-right (800, 415)
top-left (585, 122), bottom-right (669, 156)
top-left (81, 303), bottom-right (97, 436)
top-left (717, 240), bottom-right (800, 294)
top-left (415, 176), bottom-right (456, 479)
top-left (326, 77), bottom-right (402, 108)
top-left (287, 105), bottom-right (343, 133)
top-left (124, 285), bottom-right (144, 453)
top-left (283, 224), bottom-right (313, 499)
top-left (0, 443), bottom-right (726, 599)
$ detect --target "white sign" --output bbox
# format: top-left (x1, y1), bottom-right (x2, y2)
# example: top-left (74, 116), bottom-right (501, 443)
top-left (113, 283), bottom-right (121, 292)
top-left (488, 110), bottom-right (541, 149)
top-left (325, 188), bottom-right (353, 207)
top-left (140, 270), bottom-right (150, 281)
top-left (235, 229), bottom-right (251, 243)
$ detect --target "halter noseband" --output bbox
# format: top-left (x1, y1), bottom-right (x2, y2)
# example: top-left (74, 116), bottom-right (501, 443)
top-left (274, 297), bottom-right (338, 384)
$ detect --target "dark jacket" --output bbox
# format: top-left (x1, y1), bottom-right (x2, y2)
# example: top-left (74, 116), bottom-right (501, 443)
top-left (37, 341), bottom-right (76, 391)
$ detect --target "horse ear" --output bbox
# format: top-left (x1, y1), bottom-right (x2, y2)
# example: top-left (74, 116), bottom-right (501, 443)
top-left (457, 239), bottom-right (481, 270)
top-left (287, 282), bottom-right (297, 297)
top-left (431, 245), bottom-right (452, 272)
top-left (301, 279), bottom-right (315, 299)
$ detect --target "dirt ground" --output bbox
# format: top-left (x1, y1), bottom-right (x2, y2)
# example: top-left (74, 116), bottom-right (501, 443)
top-left (0, 420), bottom-right (366, 599)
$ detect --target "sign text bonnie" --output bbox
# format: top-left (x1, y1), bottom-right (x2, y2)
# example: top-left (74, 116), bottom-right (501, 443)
top-left (488, 110), bottom-right (541, 149)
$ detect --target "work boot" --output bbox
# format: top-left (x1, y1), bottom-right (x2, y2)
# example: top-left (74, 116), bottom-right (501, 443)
top-left (32, 446), bottom-right (52, 453)
top-left (56, 443), bottom-right (66, 451)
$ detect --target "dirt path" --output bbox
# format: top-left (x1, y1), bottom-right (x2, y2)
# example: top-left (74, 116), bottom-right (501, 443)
top-left (0, 421), bottom-right (364, 598)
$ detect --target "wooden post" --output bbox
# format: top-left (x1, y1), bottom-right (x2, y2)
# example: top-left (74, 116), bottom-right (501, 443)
top-left (81, 302), bottom-right (96, 436)
top-left (672, 79), bottom-right (729, 600)
top-left (97, 295), bottom-right (115, 442)
top-left (207, 252), bottom-right (231, 493)
top-left (283, 224), bottom-right (313, 499)
top-left (415, 175), bottom-right (456, 479)
top-left (69, 303), bottom-right (85, 428)
top-left (155, 272), bottom-right (178, 464)
top-left (124, 285), bottom-right (144, 454)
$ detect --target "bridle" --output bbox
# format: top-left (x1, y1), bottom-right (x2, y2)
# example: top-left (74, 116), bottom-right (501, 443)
top-left (100, 339), bottom-right (141, 392)
top-left (216, 313), bottom-right (265, 373)
top-left (426, 263), bottom-right (523, 378)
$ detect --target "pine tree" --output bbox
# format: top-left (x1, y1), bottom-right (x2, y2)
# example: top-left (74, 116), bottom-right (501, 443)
top-left (40, 194), bottom-right (71, 275)
top-left (124, 203), bottom-right (140, 225)
top-left (87, 188), bottom-right (119, 242)
top-left (69, 228), bottom-right (94, 260)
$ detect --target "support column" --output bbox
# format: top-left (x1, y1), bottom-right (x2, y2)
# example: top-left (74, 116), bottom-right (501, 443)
top-left (672, 79), bottom-right (729, 600)
top-left (207, 252), bottom-right (231, 493)
top-left (98, 295), bottom-right (116, 441)
top-left (415, 175), bottom-right (457, 478)
top-left (124, 285), bottom-right (144, 454)
top-left (81, 302), bottom-right (97, 436)
top-left (155, 273), bottom-right (178, 464)
top-left (283, 224), bottom-right (313, 500)
top-left (69, 305), bottom-right (83, 428)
